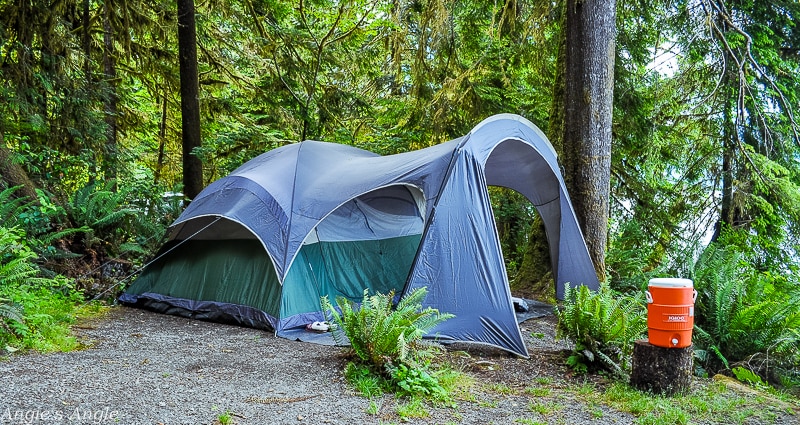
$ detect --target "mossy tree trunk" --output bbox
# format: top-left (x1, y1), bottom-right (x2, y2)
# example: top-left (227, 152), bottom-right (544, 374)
top-left (561, 0), bottom-right (616, 281)
top-left (511, 216), bottom-right (555, 302)
top-left (177, 0), bottom-right (203, 200)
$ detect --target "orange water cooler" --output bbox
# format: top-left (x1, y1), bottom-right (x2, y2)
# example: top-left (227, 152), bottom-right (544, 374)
top-left (646, 278), bottom-right (696, 348)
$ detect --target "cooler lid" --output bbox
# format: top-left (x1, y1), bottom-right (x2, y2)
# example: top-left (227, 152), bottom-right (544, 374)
top-left (649, 278), bottom-right (693, 288)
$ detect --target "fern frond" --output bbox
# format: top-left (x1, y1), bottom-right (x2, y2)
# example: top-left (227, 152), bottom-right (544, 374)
top-left (0, 186), bottom-right (35, 226)
top-left (321, 286), bottom-right (453, 370)
top-left (556, 283), bottom-right (646, 375)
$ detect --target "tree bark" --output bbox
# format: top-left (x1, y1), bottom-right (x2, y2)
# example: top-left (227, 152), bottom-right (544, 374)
top-left (511, 216), bottom-right (554, 302)
top-left (103, 1), bottom-right (118, 186)
top-left (82, 0), bottom-right (91, 76)
top-left (177, 0), bottom-right (203, 200)
top-left (154, 96), bottom-right (168, 185)
top-left (630, 340), bottom-right (693, 395)
top-left (562, 0), bottom-right (616, 280)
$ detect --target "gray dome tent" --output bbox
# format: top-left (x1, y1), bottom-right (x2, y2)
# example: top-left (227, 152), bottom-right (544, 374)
top-left (121, 114), bottom-right (599, 357)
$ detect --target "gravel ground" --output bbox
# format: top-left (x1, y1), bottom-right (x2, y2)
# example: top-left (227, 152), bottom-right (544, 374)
top-left (1, 306), bottom-right (796, 425)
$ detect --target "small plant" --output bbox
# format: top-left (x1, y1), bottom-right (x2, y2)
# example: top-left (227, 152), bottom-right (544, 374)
top-left (514, 419), bottom-right (546, 425)
top-left (322, 287), bottom-right (454, 370)
top-left (216, 410), bottom-right (234, 425)
top-left (487, 383), bottom-right (515, 395)
top-left (387, 362), bottom-right (448, 400)
top-left (732, 366), bottom-right (768, 388)
top-left (366, 399), bottom-right (381, 415)
top-left (0, 298), bottom-right (24, 343)
top-left (345, 361), bottom-right (386, 398)
top-left (322, 287), bottom-right (459, 404)
top-left (395, 396), bottom-right (429, 420)
top-left (524, 386), bottom-right (551, 397)
top-left (527, 400), bottom-right (563, 415)
top-left (556, 283), bottom-right (647, 379)
top-left (478, 398), bottom-right (498, 408)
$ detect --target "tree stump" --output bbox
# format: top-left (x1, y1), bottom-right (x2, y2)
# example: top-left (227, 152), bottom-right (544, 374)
top-left (630, 340), bottom-right (693, 396)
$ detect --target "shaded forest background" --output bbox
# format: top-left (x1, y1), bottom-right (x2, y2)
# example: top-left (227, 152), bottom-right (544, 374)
top-left (1, 0), bottom-right (799, 388)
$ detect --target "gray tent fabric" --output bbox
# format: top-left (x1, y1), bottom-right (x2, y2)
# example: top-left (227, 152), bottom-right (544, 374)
top-left (120, 114), bottom-right (599, 357)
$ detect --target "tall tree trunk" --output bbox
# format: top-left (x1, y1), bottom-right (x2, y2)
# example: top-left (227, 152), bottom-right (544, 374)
top-left (562, 0), bottom-right (616, 281)
top-left (711, 14), bottom-right (738, 243)
top-left (103, 1), bottom-right (118, 186)
top-left (82, 0), bottom-right (91, 76)
top-left (389, 0), bottom-right (403, 96)
top-left (177, 0), bottom-right (203, 200)
top-left (154, 95), bottom-right (168, 185)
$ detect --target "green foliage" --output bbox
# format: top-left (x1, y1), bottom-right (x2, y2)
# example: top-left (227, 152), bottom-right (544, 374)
top-left (67, 180), bottom-right (136, 233)
top-left (65, 179), bottom-right (165, 264)
top-left (556, 283), bottom-right (647, 379)
top-left (216, 410), bottom-right (234, 425)
top-left (0, 224), bottom-right (83, 352)
top-left (0, 297), bottom-right (24, 343)
top-left (2, 282), bottom-right (82, 352)
top-left (322, 287), bottom-right (453, 370)
top-left (387, 362), bottom-right (448, 401)
top-left (692, 238), bottom-right (800, 385)
top-left (344, 361), bottom-right (386, 398)
top-left (394, 396), bottom-right (429, 421)
top-left (732, 366), bottom-right (767, 388)
top-left (585, 380), bottom-right (792, 425)
top-left (322, 287), bottom-right (458, 403)
top-left (0, 186), bottom-right (37, 228)
top-left (0, 226), bottom-right (50, 287)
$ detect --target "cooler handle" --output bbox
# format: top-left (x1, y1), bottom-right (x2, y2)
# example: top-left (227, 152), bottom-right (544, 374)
top-left (645, 290), bottom-right (653, 304)
top-left (693, 289), bottom-right (698, 302)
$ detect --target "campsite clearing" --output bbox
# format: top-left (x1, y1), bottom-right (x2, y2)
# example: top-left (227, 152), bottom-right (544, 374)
top-left (2, 307), bottom-right (797, 424)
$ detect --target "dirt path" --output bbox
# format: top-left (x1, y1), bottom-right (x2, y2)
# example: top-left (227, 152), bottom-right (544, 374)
top-left (0, 307), bottom-right (794, 424)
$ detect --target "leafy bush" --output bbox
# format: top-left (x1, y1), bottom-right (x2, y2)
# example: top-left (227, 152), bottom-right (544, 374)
top-left (0, 186), bottom-right (38, 229)
top-left (556, 283), bottom-right (647, 379)
top-left (322, 287), bottom-right (456, 401)
top-left (692, 242), bottom-right (800, 385)
top-left (0, 225), bottom-right (83, 352)
top-left (67, 180), bottom-right (138, 252)
top-left (387, 362), bottom-right (448, 400)
top-left (322, 287), bottom-right (453, 370)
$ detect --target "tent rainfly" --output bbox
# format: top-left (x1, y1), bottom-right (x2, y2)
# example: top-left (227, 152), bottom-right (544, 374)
top-left (120, 114), bottom-right (599, 357)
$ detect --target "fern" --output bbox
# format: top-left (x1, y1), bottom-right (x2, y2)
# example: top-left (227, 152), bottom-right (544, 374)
top-left (0, 299), bottom-right (23, 323)
top-left (322, 287), bottom-right (453, 370)
top-left (692, 243), bottom-right (800, 382)
top-left (68, 180), bottom-right (137, 230)
top-left (556, 283), bottom-right (647, 378)
top-left (0, 297), bottom-right (25, 341)
top-left (0, 226), bottom-right (53, 288)
top-left (0, 186), bottom-right (35, 227)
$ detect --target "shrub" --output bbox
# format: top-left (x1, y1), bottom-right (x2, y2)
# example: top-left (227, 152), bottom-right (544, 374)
top-left (322, 287), bottom-right (456, 401)
top-left (556, 283), bottom-right (647, 379)
top-left (692, 243), bottom-right (800, 384)
top-left (0, 225), bottom-right (83, 352)
top-left (66, 180), bottom-right (138, 252)
top-left (322, 287), bottom-right (453, 370)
